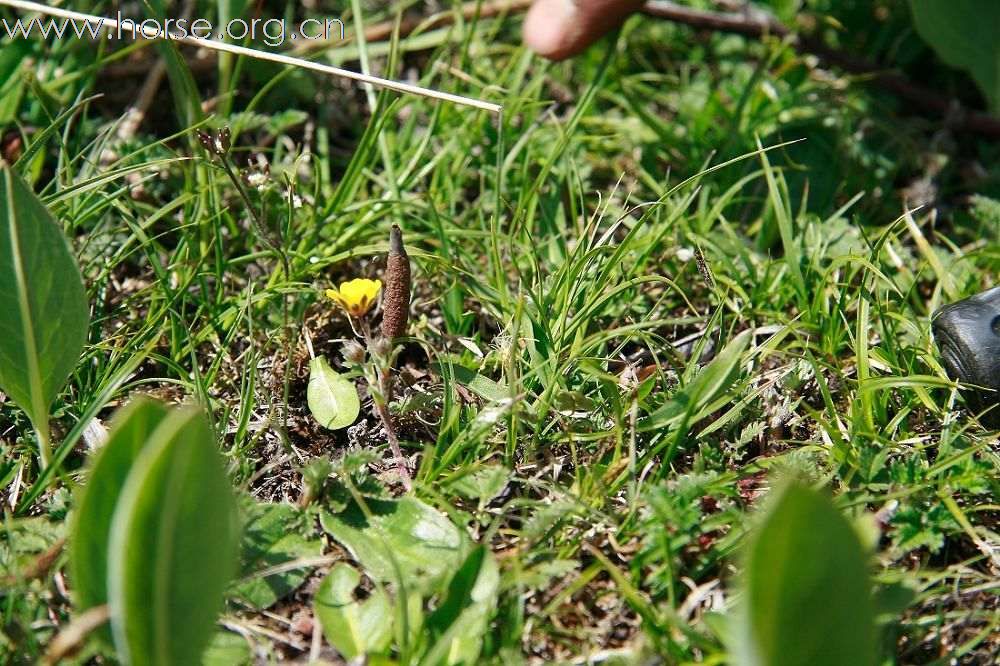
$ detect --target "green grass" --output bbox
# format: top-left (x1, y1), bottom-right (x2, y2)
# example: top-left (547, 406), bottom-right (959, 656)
top-left (2, 0), bottom-right (999, 663)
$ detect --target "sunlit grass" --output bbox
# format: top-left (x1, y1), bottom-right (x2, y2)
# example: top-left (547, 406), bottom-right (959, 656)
top-left (1, 0), bottom-right (998, 662)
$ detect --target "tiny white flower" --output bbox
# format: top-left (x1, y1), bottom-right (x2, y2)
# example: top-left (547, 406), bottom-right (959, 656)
top-left (246, 172), bottom-right (268, 189)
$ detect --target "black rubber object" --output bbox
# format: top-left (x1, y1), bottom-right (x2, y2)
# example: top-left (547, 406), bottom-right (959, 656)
top-left (932, 287), bottom-right (1000, 426)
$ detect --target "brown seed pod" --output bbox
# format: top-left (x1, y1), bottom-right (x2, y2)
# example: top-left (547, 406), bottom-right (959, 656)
top-left (381, 225), bottom-right (411, 340)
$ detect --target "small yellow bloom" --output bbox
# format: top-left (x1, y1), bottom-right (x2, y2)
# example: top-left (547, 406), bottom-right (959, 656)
top-left (326, 278), bottom-right (382, 317)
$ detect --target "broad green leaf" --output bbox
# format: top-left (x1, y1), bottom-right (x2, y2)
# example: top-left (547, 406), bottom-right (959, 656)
top-left (70, 399), bottom-right (170, 618)
top-left (107, 407), bottom-right (240, 666)
top-left (909, 1), bottom-right (1000, 113)
top-left (314, 564), bottom-right (393, 659)
top-left (422, 546), bottom-right (500, 666)
top-left (320, 497), bottom-right (464, 584)
top-left (638, 330), bottom-right (751, 432)
top-left (736, 482), bottom-right (876, 666)
top-left (307, 355), bottom-right (361, 430)
top-left (231, 501), bottom-right (323, 609)
top-left (202, 631), bottom-right (251, 666)
top-left (0, 164), bottom-right (88, 436)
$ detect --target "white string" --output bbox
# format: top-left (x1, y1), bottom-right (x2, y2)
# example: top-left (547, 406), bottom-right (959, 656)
top-left (0, 0), bottom-right (502, 114)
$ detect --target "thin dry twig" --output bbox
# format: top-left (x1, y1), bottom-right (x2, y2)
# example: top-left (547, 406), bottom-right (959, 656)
top-left (0, 0), bottom-right (501, 113)
top-left (292, 0), bottom-right (533, 56)
top-left (42, 605), bottom-right (110, 666)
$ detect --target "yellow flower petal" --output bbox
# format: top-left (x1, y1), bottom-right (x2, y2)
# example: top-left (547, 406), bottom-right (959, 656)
top-left (327, 278), bottom-right (381, 317)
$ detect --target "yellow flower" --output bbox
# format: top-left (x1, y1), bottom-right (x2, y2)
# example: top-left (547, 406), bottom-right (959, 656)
top-left (326, 278), bottom-right (382, 317)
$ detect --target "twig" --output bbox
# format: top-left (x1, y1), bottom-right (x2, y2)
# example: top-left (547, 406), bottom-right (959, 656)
top-left (2, 536), bottom-right (65, 586)
top-left (102, 0), bottom-right (535, 79)
top-left (42, 605), bottom-right (110, 666)
top-left (644, 0), bottom-right (788, 39)
top-left (0, 0), bottom-right (501, 113)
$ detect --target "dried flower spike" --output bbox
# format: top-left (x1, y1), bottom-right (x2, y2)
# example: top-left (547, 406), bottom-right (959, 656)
top-left (381, 225), bottom-right (411, 340)
top-left (196, 127), bottom-right (231, 157)
top-left (326, 278), bottom-right (382, 318)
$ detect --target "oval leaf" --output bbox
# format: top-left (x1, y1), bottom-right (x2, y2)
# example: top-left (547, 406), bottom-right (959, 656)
top-left (307, 355), bottom-right (361, 430)
top-left (107, 407), bottom-right (240, 666)
top-left (909, 1), bottom-right (1000, 113)
top-left (737, 481), bottom-right (876, 666)
top-left (70, 399), bottom-right (170, 619)
top-left (0, 164), bottom-right (88, 432)
top-left (314, 564), bottom-right (393, 659)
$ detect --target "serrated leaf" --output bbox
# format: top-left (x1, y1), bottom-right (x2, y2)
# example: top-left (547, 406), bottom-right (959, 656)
top-left (231, 501), bottom-right (323, 609)
top-left (736, 482), bottom-right (876, 666)
top-left (107, 407), bottom-right (240, 666)
top-left (0, 164), bottom-right (88, 438)
top-left (70, 399), bottom-right (170, 621)
top-left (307, 355), bottom-right (360, 430)
top-left (314, 564), bottom-right (393, 659)
top-left (0, 516), bottom-right (64, 577)
top-left (320, 497), bottom-right (464, 584)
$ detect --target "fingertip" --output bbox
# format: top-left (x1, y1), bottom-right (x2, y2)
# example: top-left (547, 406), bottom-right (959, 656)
top-left (523, 0), bottom-right (580, 61)
top-left (524, 0), bottom-right (645, 61)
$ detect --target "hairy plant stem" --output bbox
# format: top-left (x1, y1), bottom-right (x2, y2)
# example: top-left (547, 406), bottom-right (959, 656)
top-left (361, 320), bottom-right (411, 489)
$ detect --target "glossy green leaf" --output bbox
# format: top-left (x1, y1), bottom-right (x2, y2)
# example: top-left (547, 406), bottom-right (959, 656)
top-left (638, 330), bottom-right (751, 432)
top-left (909, 1), bottom-right (1000, 113)
top-left (422, 546), bottom-right (500, 666)
top-left (0, 163), bottom-right (88, 436)
top-left (314, 564), bottom-right (393, 659)
top-left (107, 407), bottom-right (240, 666)
top-left (231, 501), bottom-right (323, 610)
top-left (320, 497), bottom-right (464, 584)
top-left (70, 399), bottom-right (170, 619)
top-left (737, 482), bottom-right (876, 666)
top-left (307, 355), bottom-right (361, 430)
